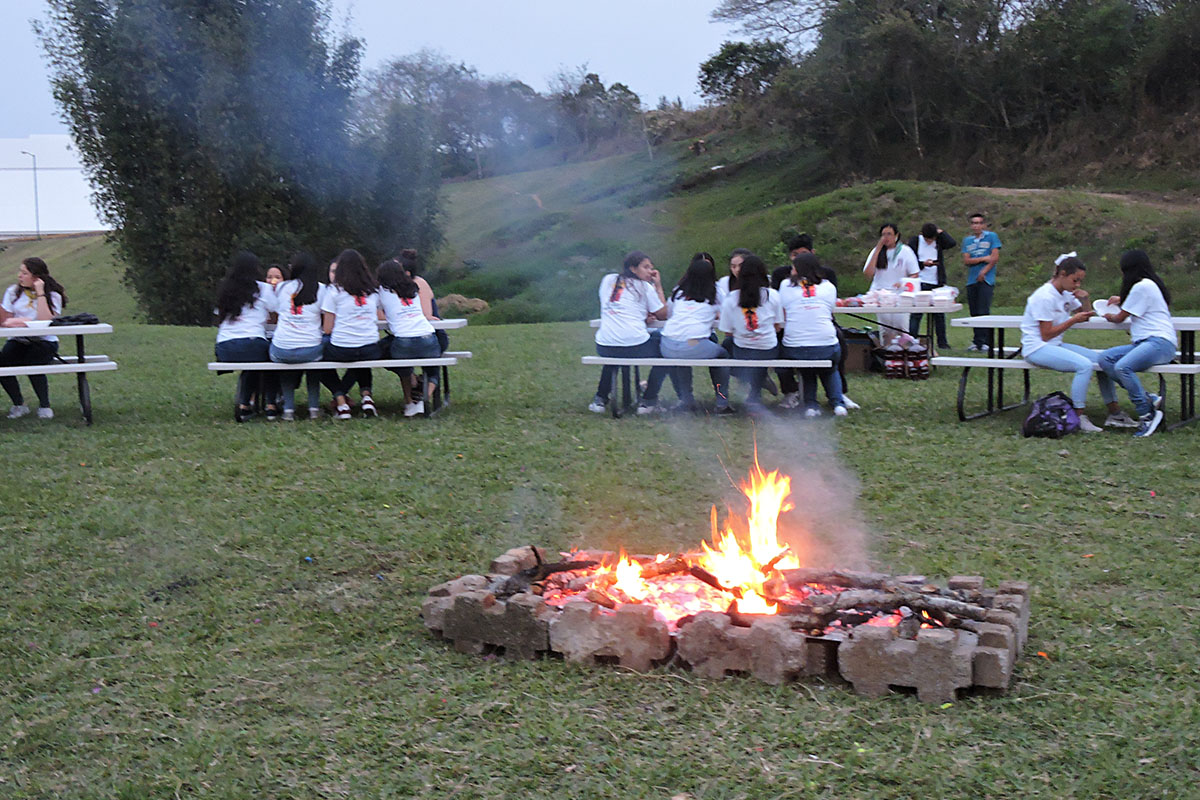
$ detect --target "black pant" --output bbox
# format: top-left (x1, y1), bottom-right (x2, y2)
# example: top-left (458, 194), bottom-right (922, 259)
top-left (0, 338), bottom-right (58, 407)
top-left (966, 282), bottom-right (994, 347)
top-left (909, 282), bottom-right (950, 346)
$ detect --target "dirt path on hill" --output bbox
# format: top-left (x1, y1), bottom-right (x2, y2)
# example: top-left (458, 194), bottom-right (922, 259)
top-left (978, 186), bottom-right (1198, 212)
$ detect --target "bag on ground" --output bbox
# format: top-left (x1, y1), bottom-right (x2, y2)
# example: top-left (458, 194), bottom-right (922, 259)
top-left (1021, 391), bottom-right (1080, 438)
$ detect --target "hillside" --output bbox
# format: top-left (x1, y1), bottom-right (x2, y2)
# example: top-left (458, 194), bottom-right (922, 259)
top-left (438, 138), bottom-right (1200, 322)
top-left (0, 233), bottom-right (137, 324)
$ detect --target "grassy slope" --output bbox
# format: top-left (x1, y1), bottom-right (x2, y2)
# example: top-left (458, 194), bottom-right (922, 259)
top-left (0, 234), bottom-right (137, 323)
top-left (0, 320), bottom-right (1197, 798)
top-left (440, 139), bottom-right (1200, 322)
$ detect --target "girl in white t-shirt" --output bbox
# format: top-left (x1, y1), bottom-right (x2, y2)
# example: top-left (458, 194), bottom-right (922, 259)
top-left (718, 255), bottom-right (781, 411)
top-left (1097, 249), bottom-right (1177, 437)
top-left (378, 259), bottom-right (440, 418)
top-left (321, 249), bottom-right (382, 420)
top-left (1020, 255), bottom-right (1120, 432)
top-left (269, 252), bottom-right (333, 420)
top-left (0, 257), bottom-right (67, 419)
top-left (589, 251), bottom-right (667, 413)
top-left (862, 222), bottom-right (919, 344)
top-left (646, 255), bottom-right (730, 413)
top-left (215, 251), bottom-right (279, 422)
top-left (779, 253), bottom-right (846, 417)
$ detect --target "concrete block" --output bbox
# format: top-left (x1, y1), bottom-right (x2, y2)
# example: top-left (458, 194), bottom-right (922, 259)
top-left (992, 593), bottom-right (1030, 650)
top-left (421, 595), bottom-right (455, 632)
top-left (973, 646), bottom-right (1013, 688)
top-left (488, 547), bottom-right (548, 576)
top-left (838, 626), bottom-right (976, 704)
top-left (948, 576), bottom-right (984, 591)
top-left (427, 574), bottom-right (490, 597)
top-left (442, 591), bottom-right (555, 659)
top-left (549, 601), bottom-right (671, 672)
top-left (997, 580), bottom-right (1030, 597)
top-left (676, 613), bottom-right (806, 685)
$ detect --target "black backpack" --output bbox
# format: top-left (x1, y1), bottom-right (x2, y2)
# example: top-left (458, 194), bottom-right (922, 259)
top-left (1022, 391), bottom-right (1081, 438)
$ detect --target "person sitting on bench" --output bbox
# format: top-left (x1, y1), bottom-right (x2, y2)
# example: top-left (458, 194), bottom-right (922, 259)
top-left (1, 257), bottom-right (66, 420)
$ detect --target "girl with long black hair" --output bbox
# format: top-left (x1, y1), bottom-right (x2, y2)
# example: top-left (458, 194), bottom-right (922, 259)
top-left (588, 251), bottom-right (667, 413)
top-left (718, 254), bottom-right (781, 412)
top-left (780, 252), bottom-right (846, 417)
top-left (215, 250), bottom-right (279, 422)
top-left (1097, 249), bottom-right (1176, 438)
top-left (270, 252), bottom-right (334, 420)
top-left (320, 249), bottom-right (382, 419)
top-left (378, 259), bottom-right (440, 417)
top-left (0, 257), bottom-right (67, 419)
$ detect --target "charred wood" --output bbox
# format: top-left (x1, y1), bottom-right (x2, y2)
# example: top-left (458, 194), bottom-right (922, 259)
top-left (640, 555), bottom-right (690, 580)
top-left (689, 565), bottom-right (743, 598)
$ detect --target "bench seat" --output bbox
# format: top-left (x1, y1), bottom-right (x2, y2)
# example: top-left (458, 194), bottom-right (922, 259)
top-left (0, 358), bottom-right (118, 425)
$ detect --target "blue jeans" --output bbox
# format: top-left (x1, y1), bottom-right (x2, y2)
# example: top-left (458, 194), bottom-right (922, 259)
top-left (966, 281), bottom-right (994, 347)
top-left (216, 337), bottom-right (277, 406)
top-left (387, 333), bottom-right (442, 388)
top-left (594, 338), bottom-right (660, 401)
top-left (782, 343), bottom-right (843, 410)
top-left (654, 335), bottom-right (730, 409)
top-left (1098, 337), bottom-right (1175, 416)
top-left (270, 340), bottom-right (330, 412)
top-left (1026, 342), bottom-right (1116, 409)
top-left (731, 343), bottom-right (778, 407)
top-left (324, 340), bottom-right (381, 397)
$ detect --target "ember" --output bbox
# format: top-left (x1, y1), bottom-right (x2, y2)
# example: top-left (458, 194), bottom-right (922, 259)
top-left (421, 460), bottom-right (1031, 703)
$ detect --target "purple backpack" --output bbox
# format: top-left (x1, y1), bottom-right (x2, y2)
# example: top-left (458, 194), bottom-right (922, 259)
top-left (1022, 391), bottom-right (1081, 438)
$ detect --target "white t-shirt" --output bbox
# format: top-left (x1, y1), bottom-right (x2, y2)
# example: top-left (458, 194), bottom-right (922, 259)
top-left (862, 244), bottom-right (919, 291)
top-left (662, 295), bottom-right (720, 341)
top-left (719, 288), bottom-right (782, 350)
top-left (1123, 279), bottom-right (1176, 345)
top-left (272, 280), bottom-right (327, 349)
top-left (379, 288), bottom-right (435, 338)
top-left (320, 286), bottom-right (381, 348)
top-left (2, 285), bottom-right (63, 343)
top-left (716, 276), bottom-right (733, 306)
top-left (916, 238), bottom-right (940, 284)
top-left (216, 281), bottom-right (275, 343)
top-left (1021, 282), bottom-right (1080, 356)
top-left (595, 274), bottom-right (664, 347)
top-left (779, 280), bottom-right (837, 347)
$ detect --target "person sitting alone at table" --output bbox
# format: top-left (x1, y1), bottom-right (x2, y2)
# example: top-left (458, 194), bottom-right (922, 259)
top-left (0, 257), bottom-right (66, 419)
top-left (1097, 249), bottom-right (1177, 438)
top-left (588, 251), bottom-right (667, 413)
top-left (1020, 253), bottom-right (1125, 433)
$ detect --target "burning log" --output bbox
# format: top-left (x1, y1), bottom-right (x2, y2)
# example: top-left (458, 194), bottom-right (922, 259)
top-left (585, 589), bottom-right (618, 609)
top-left (689, 565), bottom-right (743, 598)
top-left (495, 552), bottom-right (600, 598)
top-left (760, 548), bottom-right (791, 575)
top-left (639, 555), bottom-right (690, 580)
top-left (782, 568), bottom-right (893, 591)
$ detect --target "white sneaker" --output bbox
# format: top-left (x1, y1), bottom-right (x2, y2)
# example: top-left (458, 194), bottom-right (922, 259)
top-left (588, 398), bottom-right (607, 413)
top-left (636, 403), bottom-right (660, 416)
top-left (308, 407), bottom-right (322, 420)
top-left (833, 405), bottom-right (848, 417)
top-left (1104, 411), bottom-right (1138, 429)
top-left (1134, 409), bottom-right (1163, 438)
top-left (403, 400), bottom-right (425, 417)
top-left (281, 409), bottom-right (295, 421)
top-left (778, 392), bottom-right (800, 409)
top-left (804, 407), bottom-right (822, 419)
top-left (1078, 415), bottom-right (1104, 433)
top-left (37, 407), bottom-right (54, 419)
top-left (6, 405), bottom-right (30, 419)
top-left (841, 395), bottom-right (861, 411)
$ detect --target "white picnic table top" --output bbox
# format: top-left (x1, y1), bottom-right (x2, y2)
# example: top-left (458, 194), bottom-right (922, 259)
top-left (833, 303), bottom-right (962, 315)
top-left (0, 323), bottom-right (113, 338)
top-left (950, 314), bottom-right (1200, 331)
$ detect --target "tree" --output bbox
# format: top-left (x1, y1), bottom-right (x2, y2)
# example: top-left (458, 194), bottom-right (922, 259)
top-left (38, 0), bottom-right (441, 324)
top-left (699, 41), bottom-right (790, 105)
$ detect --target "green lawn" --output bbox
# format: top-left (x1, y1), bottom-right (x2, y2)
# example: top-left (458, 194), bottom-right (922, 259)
top-left (1, 318), bottom-right (1197, 799)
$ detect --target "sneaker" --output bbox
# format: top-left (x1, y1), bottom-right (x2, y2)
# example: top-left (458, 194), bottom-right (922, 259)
top-left (1148, 393), bottom-right (1163, 412)
top-left (37, 407), bottom-right (54, 419)
top-left (1134, 410), bottom-right (1163, 438)
top-left (966, 344), bottom-right (981, 353)
top-left (308, 407), bottom-right (322, 420)
top-left (841, 395), bottom-right (861, 411)
top-left (1078, 415), bottom-right (1104, 433)
top-left (588, 397), bottom-right (607, 413)
top-left (833, 405), bottom-right (848, 417)
top-left (360, 395), bottom-right (378, 417)
top-left (7, 404), bottom-right (30, 419)
top-left (403, 400), bottom-right (425, 418)
top-left (281, 409), bottom-right (295, 421)
top-left (265, 406), bottom-right (280, 421)
top-left (335, 403), bottom-right (352, 420)
top-left (804, 407), bottom-right (822, 419)
top-left (714, 405), bottom-right (736, 416)
top-left (1104, 411), bottom-right (1138, 429)
top-left (778, 392), bottom-right (801, 410)
top-left (636, 403), bottom-right (660, 416)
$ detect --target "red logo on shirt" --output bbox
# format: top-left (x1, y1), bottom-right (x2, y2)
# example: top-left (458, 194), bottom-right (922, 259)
top-left (354, 295), bottom-right (367, 307)
top-left (803, 284), bottom-right (817, 298)
top-left (402, 297), bottom-right (414, 306)
top-left (743, 309), bottom-right (759, 331)
top-left (289, 294), bottom-right (303, 315)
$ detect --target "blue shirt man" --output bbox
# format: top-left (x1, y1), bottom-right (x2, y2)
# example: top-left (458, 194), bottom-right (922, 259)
top-left (961, 213), bottom-right (1002, 350)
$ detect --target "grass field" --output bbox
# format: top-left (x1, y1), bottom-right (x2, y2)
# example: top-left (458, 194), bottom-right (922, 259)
top-left (1, 314), bottom-right (1197, 799)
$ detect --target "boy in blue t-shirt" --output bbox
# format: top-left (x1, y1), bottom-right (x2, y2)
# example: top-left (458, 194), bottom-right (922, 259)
top-left (961, 213), bottom-right (1002, 350)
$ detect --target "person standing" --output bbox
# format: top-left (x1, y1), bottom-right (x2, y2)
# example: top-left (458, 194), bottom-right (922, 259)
top-left (961, 212), bottom-right (1002, 351)
top-left (862, 223), bottom-right (919, 344)
top-left (907, 223), bottom-right (957, 349)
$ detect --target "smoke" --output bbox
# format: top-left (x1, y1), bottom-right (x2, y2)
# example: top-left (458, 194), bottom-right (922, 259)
top-left (659, 406), bottom-right (872, 571)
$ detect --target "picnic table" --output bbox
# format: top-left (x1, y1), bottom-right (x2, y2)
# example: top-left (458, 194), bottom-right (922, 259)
top-left (935, 314), bottom-right (1200, 428)
top-left (832, 302), bottom-right (962, 353)
top-left (0, 323), bottom-right (117, 424)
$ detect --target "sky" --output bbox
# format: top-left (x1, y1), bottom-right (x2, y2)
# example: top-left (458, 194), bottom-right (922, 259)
top-left (0, 1), bottom-right (740, 233)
